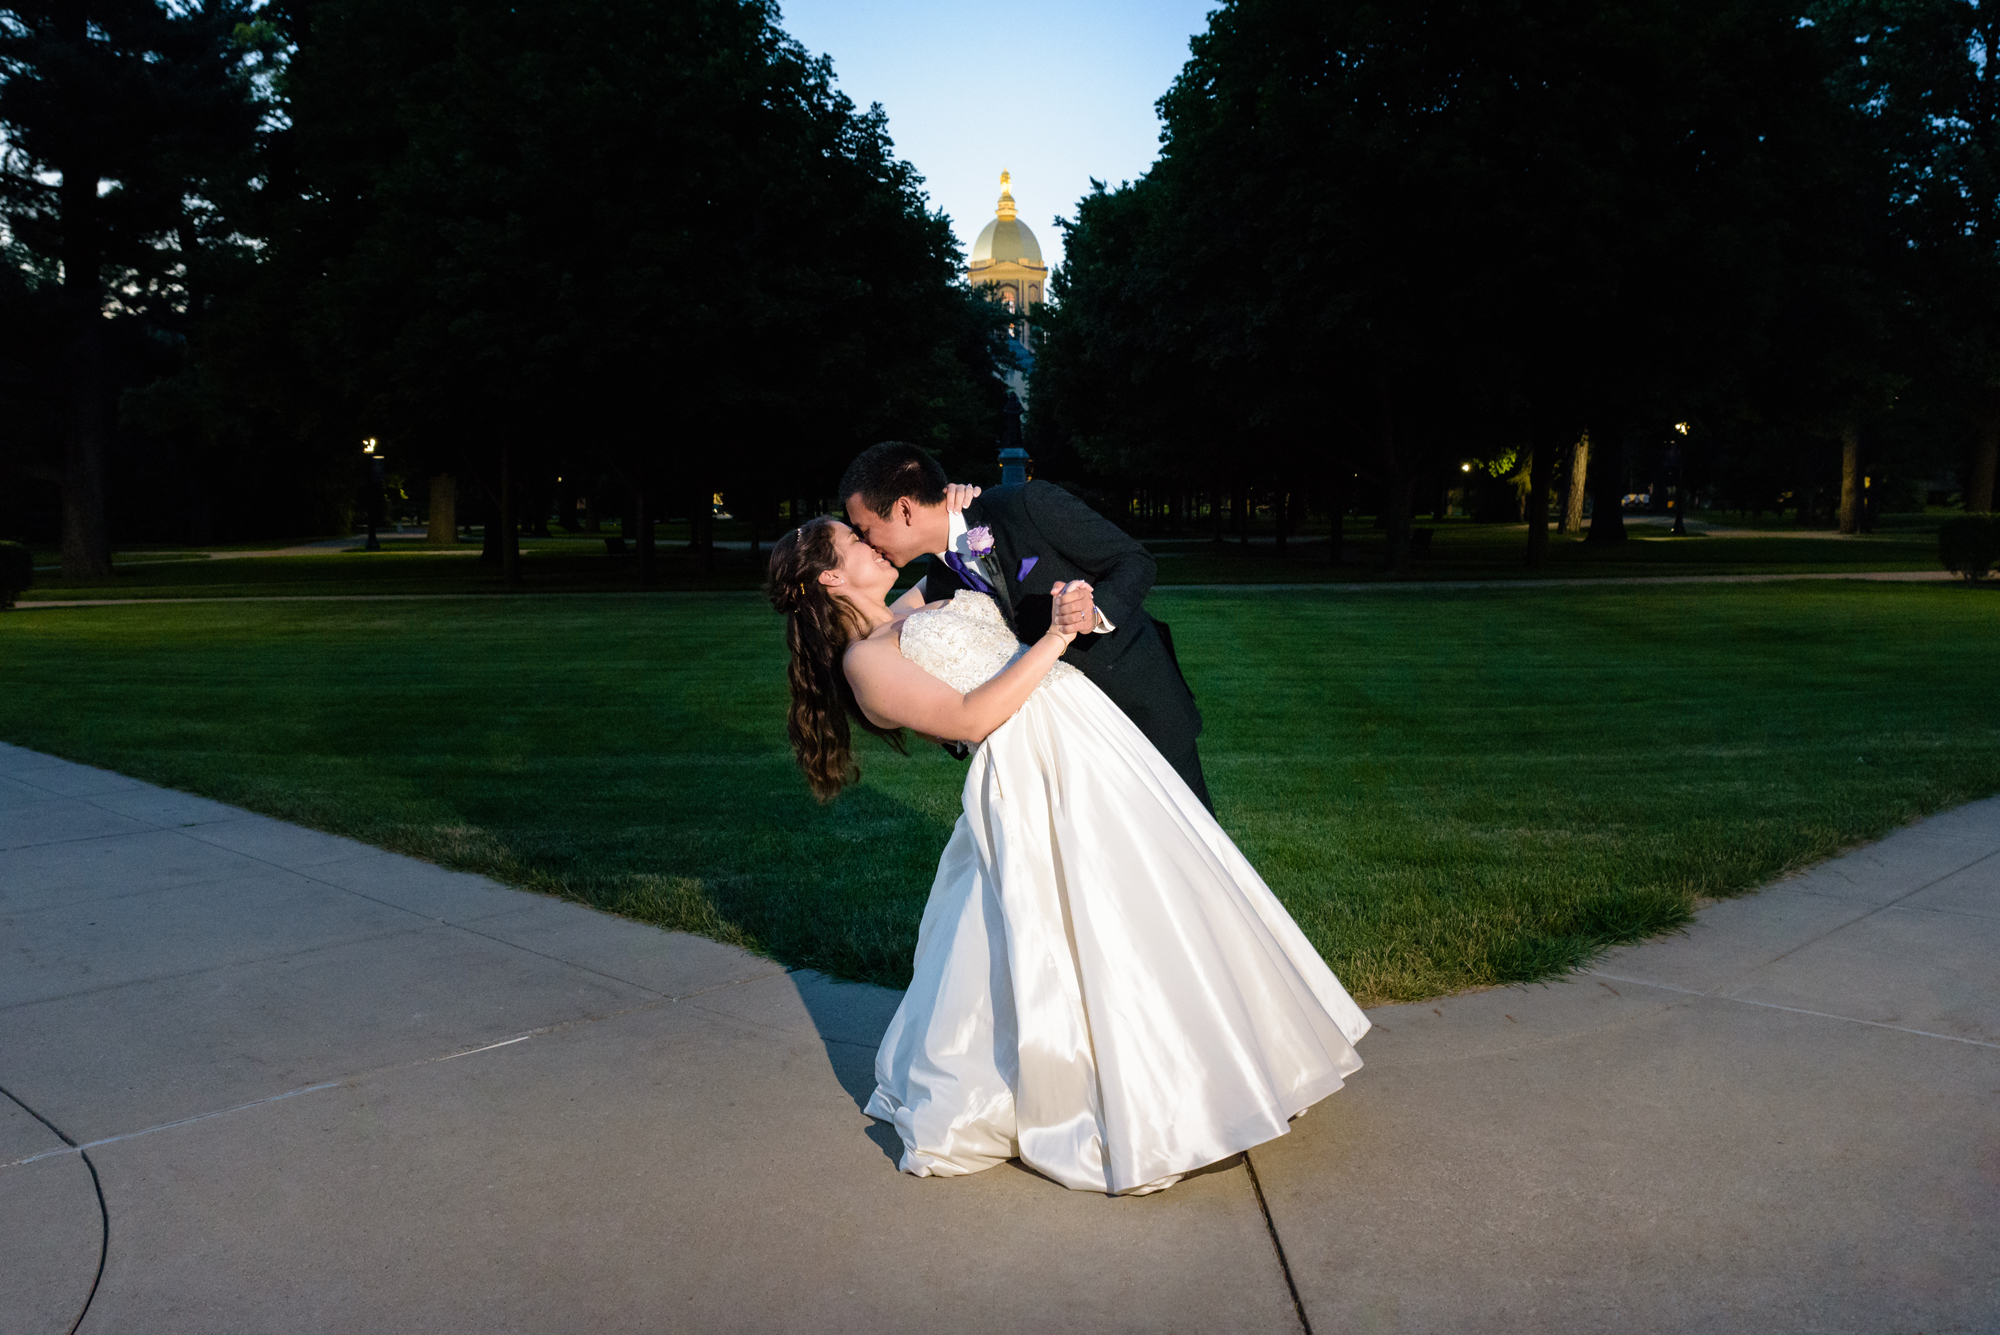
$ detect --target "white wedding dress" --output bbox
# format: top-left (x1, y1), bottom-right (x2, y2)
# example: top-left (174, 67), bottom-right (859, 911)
top-left (864, 590), bottom-right (1370, 1195)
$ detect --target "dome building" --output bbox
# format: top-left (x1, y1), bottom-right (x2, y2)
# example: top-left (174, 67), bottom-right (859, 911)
top-left (967, 171), bottom-right (1045, 411)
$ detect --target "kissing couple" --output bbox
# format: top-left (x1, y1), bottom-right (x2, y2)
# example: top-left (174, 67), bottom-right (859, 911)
top-left (766, 441), bottom-right (1368, 1196)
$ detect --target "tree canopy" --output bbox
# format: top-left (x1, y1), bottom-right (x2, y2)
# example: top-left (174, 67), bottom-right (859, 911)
top-left (2, 0), bottom-right (1007, 569)
top-left (9, 0), bottom-right (1998, 569)
top-left (1033, 0), bottom-right (1982, 560)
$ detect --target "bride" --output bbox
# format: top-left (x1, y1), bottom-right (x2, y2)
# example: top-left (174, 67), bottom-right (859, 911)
top-left (767, 515), bottom-right (1369, 1196)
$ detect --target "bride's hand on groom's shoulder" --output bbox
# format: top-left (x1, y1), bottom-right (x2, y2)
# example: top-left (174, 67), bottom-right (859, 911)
top-left (944, 482), bottom-right (982, 514)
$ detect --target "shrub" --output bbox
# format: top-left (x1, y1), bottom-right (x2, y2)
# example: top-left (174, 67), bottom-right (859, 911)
top-left (1939, 515), bottom-right (2000, 581)
top-left (0, 541), bottom-right (32, 609)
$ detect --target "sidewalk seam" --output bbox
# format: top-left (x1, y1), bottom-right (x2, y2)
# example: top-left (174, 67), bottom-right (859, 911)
top-left (2, 967), bottom-right (799, 1171)
top-left (0, 1082), bottom-right (108, 1335)
top-left (1749, 846), bottom-right (2000, 973)
top-left (1242, 1149), bottom-right (1311, 1335)
top-left (1586, 973), bottom-right (2000, 1050)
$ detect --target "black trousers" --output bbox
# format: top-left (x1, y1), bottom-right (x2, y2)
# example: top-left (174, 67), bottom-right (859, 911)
top-left (1154, 729), bottom-right (1215, 815)
top-left (1108, 684), bottom-right (1213, 815)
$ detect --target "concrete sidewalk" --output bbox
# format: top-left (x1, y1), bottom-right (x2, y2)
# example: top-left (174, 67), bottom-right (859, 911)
top-left (1, 743), bottom-right (1994, 1333)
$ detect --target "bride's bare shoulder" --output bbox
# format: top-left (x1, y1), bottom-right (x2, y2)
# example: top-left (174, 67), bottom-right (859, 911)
top-left (844, 620), bottom-right (910, 667)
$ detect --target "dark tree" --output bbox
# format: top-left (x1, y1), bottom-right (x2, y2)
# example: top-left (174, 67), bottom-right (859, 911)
top-left (0, 0), bottom-right (272, 575)
top-left (268, 0), bottom-right (999, 585)
top-left (1038, 0), bottom-right (1891, 561)
top-left (1814, 0), bottom-right (2000, 513)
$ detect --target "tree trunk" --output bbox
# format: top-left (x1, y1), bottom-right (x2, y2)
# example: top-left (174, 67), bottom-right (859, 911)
top-left (1382, 472), bottom-right (1414, 571)
top-left (1378, 395), bottom-right (1415, 571)
top-left (478, 469), bottom-right (503, 563)
top-left (1525, 442), bottom-right (1552, 568)
top-left (1585, 427), bottom-right (1626, 544)
top-left (1968, 393), bottom-right (2000, 513)
top-left (636, 485), bottom-right (658, 584)
top-left (61, 323), bottom-right (114, 579)
top-left (1233, 484), bottom-right (1248, 545)
top-left (1838, 422), bottom-right (1862, 534)
top-left (1274, 485), bottom-right (1288, 554)
top-left (427, 474), bottom-right (457, 545)
top-left (58, 143), bottom-right (113, 580)
top-left (1329, 465), bottom-right (1347, 565)
top-left (500, 443), bottom-right (522, 586)
top-left (697, 486), bottom-right (715, 574)
top-left (1560, 433), bottom-right (1590, 534)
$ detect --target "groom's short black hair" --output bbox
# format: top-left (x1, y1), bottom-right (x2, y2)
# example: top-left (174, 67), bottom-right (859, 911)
top-left (840, 441), bottom-right (948, 519)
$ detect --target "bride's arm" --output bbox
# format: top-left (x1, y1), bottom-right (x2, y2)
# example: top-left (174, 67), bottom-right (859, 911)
top-left (845, 602), bottom-right (1077, 745)
top-left (888, 577), bottom-right (927, 613)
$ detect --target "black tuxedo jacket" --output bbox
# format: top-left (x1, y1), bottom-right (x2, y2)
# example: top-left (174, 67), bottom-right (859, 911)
top-left (924, 482), bottom-right (1207, 802)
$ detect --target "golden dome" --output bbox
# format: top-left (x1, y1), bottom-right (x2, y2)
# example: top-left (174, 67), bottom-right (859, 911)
top-left (971, 170), bottom-right (1043, 267)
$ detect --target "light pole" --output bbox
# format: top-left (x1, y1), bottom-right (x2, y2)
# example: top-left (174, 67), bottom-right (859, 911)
top-left (1667, 422), bottom-right (1690, 536)
top-left (362, 438), bottom-right (384, 552)
top-left (998, 393), bottom-right (1029, 485)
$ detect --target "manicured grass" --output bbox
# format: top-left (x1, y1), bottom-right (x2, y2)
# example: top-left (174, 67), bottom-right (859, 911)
top-left (1149, 522), bottom-right (1939, 583)
top-left (3, 579), bottom-right (1995, 1003)
top-left (19, 541), bottom-right (783, 601)
top-left (15, 515), bottom-right (1943, 603)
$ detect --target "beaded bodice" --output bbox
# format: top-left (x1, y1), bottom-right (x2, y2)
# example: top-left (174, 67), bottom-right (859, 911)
top-left (899, 590), bottom-right (1079, 695)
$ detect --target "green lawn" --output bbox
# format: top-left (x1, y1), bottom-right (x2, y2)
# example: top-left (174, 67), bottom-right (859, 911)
top-left (19, 538), bottom-right (776, 601)
top-left (14, 514), bottom-right (1945, 602)
top-left (4, 579), bottom-right (1995, 1004)
top-left (1148, 521), bottom-right (1940, 583)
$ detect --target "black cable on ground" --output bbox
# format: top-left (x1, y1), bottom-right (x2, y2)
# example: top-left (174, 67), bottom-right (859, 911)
top-left (1242, 1149), bottom-right (1312, 1335)
top-left (2, 1082), bottom-right (109, 1335)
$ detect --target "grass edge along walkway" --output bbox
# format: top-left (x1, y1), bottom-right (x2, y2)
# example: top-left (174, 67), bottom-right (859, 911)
top-left (2, 578), bottom-right (1995, 1005)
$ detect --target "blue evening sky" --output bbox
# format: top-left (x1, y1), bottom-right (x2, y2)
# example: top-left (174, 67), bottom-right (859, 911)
top-left (775, 0), bottom-right (1218, 273)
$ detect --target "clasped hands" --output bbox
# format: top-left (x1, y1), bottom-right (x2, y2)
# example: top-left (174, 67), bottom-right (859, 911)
top-left (943, 481), bottom-right (1096, 641)
top-left (1045, 580), bottom-right (1096, 645)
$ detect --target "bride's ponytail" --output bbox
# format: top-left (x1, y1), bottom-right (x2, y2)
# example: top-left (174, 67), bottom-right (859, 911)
top-left (766, 518), bottom-right (906, 801)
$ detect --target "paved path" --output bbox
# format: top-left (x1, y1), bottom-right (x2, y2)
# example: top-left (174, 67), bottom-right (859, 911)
top-left (1, 742), bottom-right (1993, 1333)
top-left (16, 567), bottom-right (1961, 609)
top-left (30, 533), bottom-right (465, 572)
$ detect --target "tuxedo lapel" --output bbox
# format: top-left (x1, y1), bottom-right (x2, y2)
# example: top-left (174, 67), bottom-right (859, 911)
top-left (927, 551), bottom-right (966, 599)
top-left (964, 497), bottom-right (1017, 629)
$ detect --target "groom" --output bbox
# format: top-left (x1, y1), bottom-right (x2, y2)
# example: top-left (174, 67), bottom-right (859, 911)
top-left (840, 441), bottom-right (1211, 811)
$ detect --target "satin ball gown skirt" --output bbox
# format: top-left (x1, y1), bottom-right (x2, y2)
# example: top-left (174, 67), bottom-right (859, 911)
top-left (864, 670), bottom-right (1369, 1196)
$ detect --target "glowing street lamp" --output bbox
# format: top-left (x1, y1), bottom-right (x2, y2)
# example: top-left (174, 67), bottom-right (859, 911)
top-left (361, 438), bottom-right (384, 552)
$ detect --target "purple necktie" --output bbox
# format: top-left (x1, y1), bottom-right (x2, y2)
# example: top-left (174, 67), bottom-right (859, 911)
top-left (941, 550), bottom-right (995, 594)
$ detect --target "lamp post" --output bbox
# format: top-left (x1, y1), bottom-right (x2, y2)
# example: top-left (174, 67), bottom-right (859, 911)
top-left (362, 438), bottom-right (384, 552)
top-left (998, 392), bottom-right (1029, 485)
top-left (1667, 422), bottom-right (1690, 536)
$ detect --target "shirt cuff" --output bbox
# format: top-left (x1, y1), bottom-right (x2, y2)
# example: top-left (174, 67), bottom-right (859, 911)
top-left (1092, 608), bottom-right (1116, 634)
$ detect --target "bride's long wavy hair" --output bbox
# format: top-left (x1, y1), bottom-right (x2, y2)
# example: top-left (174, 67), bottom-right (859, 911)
top-left (766, 517), bottom-right (907, 801)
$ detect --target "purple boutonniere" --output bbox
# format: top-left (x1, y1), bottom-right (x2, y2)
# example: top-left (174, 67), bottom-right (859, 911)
top-left (1017, 556), bottom-right (1038, 581)
top-left (964, 525), bottom-right (995, 556)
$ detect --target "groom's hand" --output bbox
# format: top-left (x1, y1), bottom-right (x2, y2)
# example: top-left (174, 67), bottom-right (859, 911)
top-left (944, 482), bottom-right (982, 514)
top-left (1054, 580), bottom-right (1097, 636)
